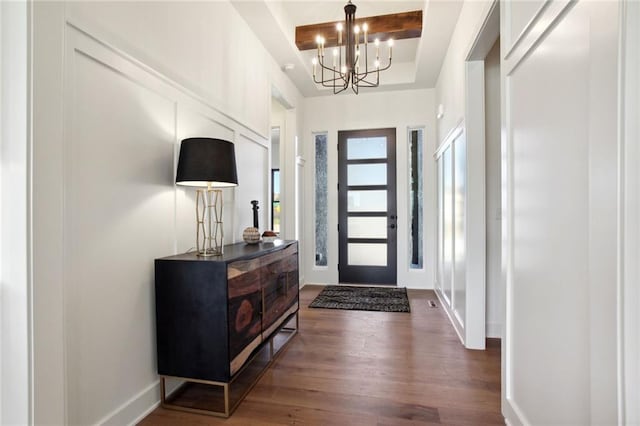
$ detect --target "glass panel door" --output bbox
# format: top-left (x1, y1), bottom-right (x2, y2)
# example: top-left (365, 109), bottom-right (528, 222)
top-left (338, 128), bottom-right (397, 284)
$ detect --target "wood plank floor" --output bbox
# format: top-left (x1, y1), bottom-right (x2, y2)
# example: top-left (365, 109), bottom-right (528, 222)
top-left (140, 285), bottom-right (503, 425)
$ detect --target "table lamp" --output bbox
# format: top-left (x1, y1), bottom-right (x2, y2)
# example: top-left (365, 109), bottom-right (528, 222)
top-left (176, 138), bottom-right (238, 256)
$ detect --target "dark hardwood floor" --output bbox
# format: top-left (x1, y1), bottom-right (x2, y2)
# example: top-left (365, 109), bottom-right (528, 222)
top-left (140, 285), bottom-right (503, 425)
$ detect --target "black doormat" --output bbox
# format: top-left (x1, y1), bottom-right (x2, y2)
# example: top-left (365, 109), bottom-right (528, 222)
top-left (309, 285), bottom-right (410, 313)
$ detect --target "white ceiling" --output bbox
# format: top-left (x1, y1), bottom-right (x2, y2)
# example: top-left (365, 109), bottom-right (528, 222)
top-left (232, 0), bottom-right (463, 97)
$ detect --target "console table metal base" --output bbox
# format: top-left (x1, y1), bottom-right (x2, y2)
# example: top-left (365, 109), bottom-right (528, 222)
top-left (159, 312), bottom-right (298, 418)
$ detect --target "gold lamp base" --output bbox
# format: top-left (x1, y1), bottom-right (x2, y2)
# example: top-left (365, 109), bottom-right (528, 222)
top-left (196, 187), bottom-right (224, 256)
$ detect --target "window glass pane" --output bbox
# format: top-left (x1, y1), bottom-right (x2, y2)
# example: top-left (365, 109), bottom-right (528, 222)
top-left (347, 164), bottom-right (386, 186)
top-left (315, 133), bottom-right (328, 266)
top-left (348, 190), bottom-right (387, 212)
top-left (348, 243), bottom-right (387, 266)
top-left (347, 137), bottom-right (387, 160)
top-left (409, 128), bottom-right (424, 269)
top-left (348, 217), bottom-right (387, 239)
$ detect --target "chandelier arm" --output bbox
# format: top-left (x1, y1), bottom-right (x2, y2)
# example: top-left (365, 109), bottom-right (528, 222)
top-left (317, 72), bottom-right (347, 85)
top-left (353, 70), bottom-right (376, 85)
top-left (353, 70), bottom-right (377, 85)
top-left (334, 79), bottom-right (349, 94)
top-left (317, 60), bottom-right (338, 73)
top-left (352, 67), bottom-right (380, 87)
top-left (315, 64), bottom-right (349, 87)
top-left (354, 78), bottom-right (379, 87)
top-left (320, 76), bottom-right (348, 86)
top-left (323, 62), bottom-right (347, 86)
top-left (377, 58), bottom-right (393, 72)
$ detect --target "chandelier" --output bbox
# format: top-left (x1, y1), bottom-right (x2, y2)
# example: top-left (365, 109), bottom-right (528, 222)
top-left (311, 1), bottom-right (393, 94)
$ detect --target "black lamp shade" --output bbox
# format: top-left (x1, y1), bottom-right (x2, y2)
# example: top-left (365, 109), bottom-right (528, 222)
top-left (176, 138), bottom-right (238, 187)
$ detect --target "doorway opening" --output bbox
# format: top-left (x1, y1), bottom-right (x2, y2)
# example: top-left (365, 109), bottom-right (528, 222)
top-left (434, 1), bottom-right (500, 350)
top-left (270, 127), bottom-right (281, 234)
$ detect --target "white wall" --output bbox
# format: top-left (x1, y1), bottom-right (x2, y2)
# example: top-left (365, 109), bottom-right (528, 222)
top-left (484, 40), bottom-right (501, 339)
top-left (501, 1), bottom-right (619, 424)
top-left (1, 2), bottom-right (30, 424)
top-left (303, 89), bottom-right (436, 289)
top-left (30, 2), bottom-right (302, 424)
top-left (435, 1), bottom-right (494, 144)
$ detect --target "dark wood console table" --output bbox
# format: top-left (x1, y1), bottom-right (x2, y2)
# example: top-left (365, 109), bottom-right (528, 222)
top-left (154, 240), bottom-right (299, 417)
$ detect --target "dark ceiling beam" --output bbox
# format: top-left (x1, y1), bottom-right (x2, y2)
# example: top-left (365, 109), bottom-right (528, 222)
top-left (295, 10), bottom-right (423, 51)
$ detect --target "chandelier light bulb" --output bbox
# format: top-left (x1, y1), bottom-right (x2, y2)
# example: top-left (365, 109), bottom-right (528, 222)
top-left (374, 38), bottom-right (380, 47)
top-left (354, 25), bottom-right (360, 34)
top-left (362, 23), bottom-right (368, 32)
top-left (312, 57), bottom-right (318, 65)
top-left (337, 22), bottom-right (343, 31)
top-left (316, 35), bottom-right (322, 45)
top-left (341, 65), bottom-right (347, 74)
top-left (375, 60), bottom-right (380, 68)
top-left (333, 48), bottom-right (338, 56)
top-left (388, 39), bottom-right (394, 47)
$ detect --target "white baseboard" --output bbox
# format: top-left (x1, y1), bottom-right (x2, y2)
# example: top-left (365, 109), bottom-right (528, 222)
top-left (97, 380), bottom-right (160, 426)
top-left (404, 281), bottom-right (435, 290)
top-left (503, 396), bottom-right (529, 426)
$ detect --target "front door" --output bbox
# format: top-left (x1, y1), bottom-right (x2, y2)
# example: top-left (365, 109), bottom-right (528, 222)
top-left (338, 128), bottom-right (397, 285)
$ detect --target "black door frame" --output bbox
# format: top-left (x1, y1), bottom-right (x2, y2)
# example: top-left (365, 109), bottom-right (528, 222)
top-left (338, 128), bottom-right (397, 285)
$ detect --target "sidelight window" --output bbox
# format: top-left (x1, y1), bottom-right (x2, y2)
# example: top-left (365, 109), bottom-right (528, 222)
top-left (409, 128), bottom-right (424, 269)
top-left (314, 132), bottom-right (328, 267)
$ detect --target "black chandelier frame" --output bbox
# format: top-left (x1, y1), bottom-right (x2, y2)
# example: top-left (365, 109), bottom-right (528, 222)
top-left (312, 1), bottom-right (393, 94)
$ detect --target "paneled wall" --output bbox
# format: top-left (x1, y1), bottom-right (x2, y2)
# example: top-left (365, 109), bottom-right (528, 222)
top-left (435, 126), bottom-right (470, 344)
top-left (501, 1), bottom-right (619, 424)
top-left (31, 2), bottom-right (300, 424)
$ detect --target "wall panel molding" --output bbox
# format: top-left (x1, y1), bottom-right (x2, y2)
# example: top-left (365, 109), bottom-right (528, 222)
top-left (503, 0), bottom-right (575, 76)
top-left (66, 20), bottom-right (269, 140)
top-left (59, 20), bottom-right (269, 426)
